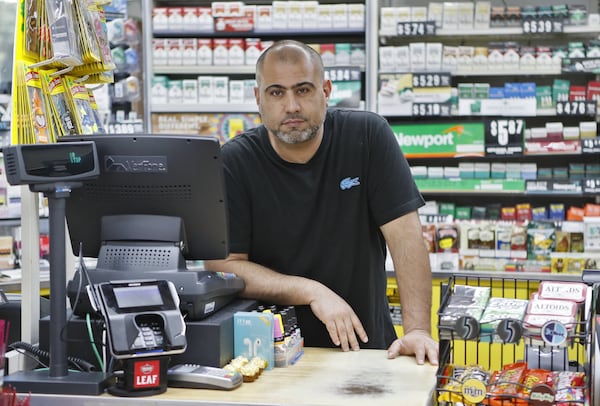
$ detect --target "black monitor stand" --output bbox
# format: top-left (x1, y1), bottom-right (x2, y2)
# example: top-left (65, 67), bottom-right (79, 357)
top-left (4, 183), bottom-right (113, 395)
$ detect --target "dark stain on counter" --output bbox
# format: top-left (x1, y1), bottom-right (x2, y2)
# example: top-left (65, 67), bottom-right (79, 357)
top-left (336, 373), bottom-right (392, 396)
top-left (338, 383), bottom-right (389, 395)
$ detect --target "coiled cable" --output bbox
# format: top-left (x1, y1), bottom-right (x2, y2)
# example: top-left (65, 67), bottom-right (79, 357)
top-left (9, 341), bottom-right (97, 372)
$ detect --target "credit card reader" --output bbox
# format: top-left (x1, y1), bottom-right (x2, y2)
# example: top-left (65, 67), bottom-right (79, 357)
top-left (93, 279), bottom-right (187, 358)
top-left (92, 279), bottom-right (187, 396)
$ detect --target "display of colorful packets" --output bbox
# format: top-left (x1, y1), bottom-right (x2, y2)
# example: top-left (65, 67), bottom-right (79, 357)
top-left (437, 364), bottom-right (490, 406)
top-left (437, 363), bottom-right (587, 405)
top-left (514, 368), bottom-right (554, 406)
top-left (479, 297), bottom-right (528, 342)
top-left (484, 361), bottom-right (528, 405)
top-left (537, 281), bottom-right (588, 303)
top-left (438, 284), bottom-right (490, 339)
top-left (553, 370), bottom-right (586, 404)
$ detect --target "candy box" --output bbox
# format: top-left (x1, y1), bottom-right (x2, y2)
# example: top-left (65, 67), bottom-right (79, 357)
top-left (234, 312), bottom-right (274, 370)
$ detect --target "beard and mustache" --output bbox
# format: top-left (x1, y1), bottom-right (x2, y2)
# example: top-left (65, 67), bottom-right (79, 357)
top-left (267, 114), bottom-right (323, 145)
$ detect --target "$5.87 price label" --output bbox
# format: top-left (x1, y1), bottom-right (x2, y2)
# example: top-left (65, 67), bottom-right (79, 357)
top-left (488, 119), bottom-right (524, 146)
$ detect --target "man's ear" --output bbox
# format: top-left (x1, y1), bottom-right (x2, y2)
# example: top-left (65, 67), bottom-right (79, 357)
top-left (323, 79), bottom-right (333, 99)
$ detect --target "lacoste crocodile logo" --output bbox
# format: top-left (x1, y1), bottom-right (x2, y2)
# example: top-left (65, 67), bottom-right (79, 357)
top-left (340, 177), bottom-right (360, 190)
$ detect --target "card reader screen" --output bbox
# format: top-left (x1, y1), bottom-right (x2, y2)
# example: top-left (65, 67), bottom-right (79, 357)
top-left (113, 285), bottom-right (164, 309)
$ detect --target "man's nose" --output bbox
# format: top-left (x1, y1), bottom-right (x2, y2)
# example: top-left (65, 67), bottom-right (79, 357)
top-left (283, 94), bottom-right (301, 112)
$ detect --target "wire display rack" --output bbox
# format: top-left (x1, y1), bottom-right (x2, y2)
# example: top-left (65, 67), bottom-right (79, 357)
top-left (434, 274), bottom-right (597, 406)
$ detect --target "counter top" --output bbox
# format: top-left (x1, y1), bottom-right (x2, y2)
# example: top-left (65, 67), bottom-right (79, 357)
top-left (26, 347), bottom-right (438, 406)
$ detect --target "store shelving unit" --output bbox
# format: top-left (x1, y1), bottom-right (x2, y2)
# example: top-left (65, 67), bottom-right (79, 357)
top-left (373, 0), bottom-right (600, 240)
top-left (375, 4), bottom-right (600, 384)
top-left (142, 0), bottom-right (370, 134)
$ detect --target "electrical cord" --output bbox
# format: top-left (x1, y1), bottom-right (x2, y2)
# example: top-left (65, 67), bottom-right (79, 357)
top-left (9, 345), bottom-right (49, 370)
top-left (60, 243), bottom-right (107, 372)
top-left (8, 341), bottom-right (97, 372)
top-left (86, 313), bottom-right (105, 371)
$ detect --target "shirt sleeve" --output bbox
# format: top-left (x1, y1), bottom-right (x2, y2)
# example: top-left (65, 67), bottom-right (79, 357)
top-left (365, 113), bottom-right (425, 226)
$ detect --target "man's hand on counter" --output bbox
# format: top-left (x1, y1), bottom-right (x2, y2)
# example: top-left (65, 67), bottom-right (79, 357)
top-left (386, 329), bottom-right (439, 366)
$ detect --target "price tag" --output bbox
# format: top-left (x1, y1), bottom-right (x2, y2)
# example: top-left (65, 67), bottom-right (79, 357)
top-left (411, 102), bottom-right (450, 117)
top-left (582, 138), bottom-right (600, 154)
top-left (522, 17), bottom-right (563, 33)
top-left (562, 57), bottom-right (600, 73)
top-left (324, 66), bottom-right (361, 82)
top-left (397, 20), bottom-right (436, 36)
top-left (584, 178), bottom-right (600, 194)
top-left (485, 119), bottom-right (524, 156)
top-left (324, 66), bottom-right (362, 108)
top-left (412, 72), bottom-right (451, 88)
top-left (526, 180), bottom-right (550, 193)
top-left (107, 122), bottom-right (143, 134)
top-left (556, 100), bottom-right (597, 116)
top-left (420, 214), bottom-right (453, 224)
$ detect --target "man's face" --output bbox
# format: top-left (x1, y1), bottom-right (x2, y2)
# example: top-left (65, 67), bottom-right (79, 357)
top-left (255, 55), bottom-right (331, 145)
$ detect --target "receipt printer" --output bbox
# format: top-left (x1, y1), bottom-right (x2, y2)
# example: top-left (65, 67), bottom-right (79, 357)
top-left (92, 279), bottom-right (186, 396)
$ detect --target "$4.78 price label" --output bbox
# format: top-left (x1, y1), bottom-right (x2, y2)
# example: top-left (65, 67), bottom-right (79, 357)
top-left (556, 100), bottom-right (597, 116)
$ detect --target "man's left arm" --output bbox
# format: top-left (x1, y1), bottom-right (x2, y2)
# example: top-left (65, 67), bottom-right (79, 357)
top-left (380, 211), bottom-right (439, 365)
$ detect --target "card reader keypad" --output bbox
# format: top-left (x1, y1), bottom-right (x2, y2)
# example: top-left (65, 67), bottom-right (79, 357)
top-left (133, 321), bottom-right (164, 349)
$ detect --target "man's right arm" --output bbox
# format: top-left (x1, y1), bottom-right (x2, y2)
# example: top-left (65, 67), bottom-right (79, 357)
top-left (205, 253), bottom-right (318, 304)
top-left (204, 254), bottom-right (368, 351)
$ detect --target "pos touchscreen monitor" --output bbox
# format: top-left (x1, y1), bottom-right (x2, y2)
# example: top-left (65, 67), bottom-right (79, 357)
top-left (59, 134), bottom-right (242, 321)
top-left (60, 134), bottom-right (229, 261)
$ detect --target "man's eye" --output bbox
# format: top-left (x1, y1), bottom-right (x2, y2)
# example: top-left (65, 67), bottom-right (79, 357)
top-left (270, 90), bottom-right (283, 97)
top-left (297, 88), bottom-right (310, 95)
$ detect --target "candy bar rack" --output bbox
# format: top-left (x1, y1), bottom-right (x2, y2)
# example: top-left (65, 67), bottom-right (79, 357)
top-left (434, 274), bottom-right (597, 406)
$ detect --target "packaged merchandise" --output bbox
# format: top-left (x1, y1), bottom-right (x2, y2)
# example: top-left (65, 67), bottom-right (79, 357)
top-left (479, 297), bottom-right (528, 341)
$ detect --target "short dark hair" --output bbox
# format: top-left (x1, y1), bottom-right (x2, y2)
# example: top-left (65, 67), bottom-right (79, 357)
top-left (256, 40), bottom-right (324, 85)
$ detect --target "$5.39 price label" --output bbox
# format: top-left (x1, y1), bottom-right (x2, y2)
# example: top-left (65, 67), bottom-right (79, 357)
top-left (522, 17), bottom-right (563, 33)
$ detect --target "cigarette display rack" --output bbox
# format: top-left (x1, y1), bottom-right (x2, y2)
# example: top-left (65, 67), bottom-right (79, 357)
top-left (435, 274), bottom-right (598, 405)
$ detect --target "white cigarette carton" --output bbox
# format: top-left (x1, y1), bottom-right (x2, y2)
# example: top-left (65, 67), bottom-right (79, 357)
top-left (182, 79), bottom-right (198, 104)
top-left (213, 76), bottom-right (229, 103)
top-left (229, 80), bottom-right (245, 104)
top-left (197, 76), bottom-right (214, 104)
top-left (181, 38), bottom-right (197, 65)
